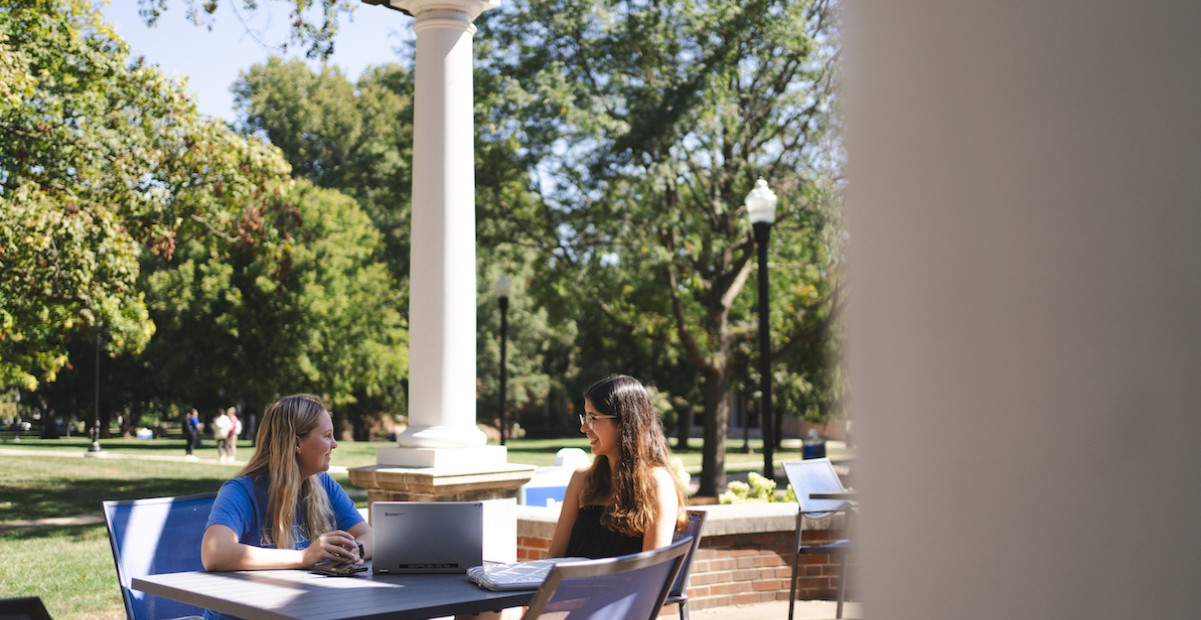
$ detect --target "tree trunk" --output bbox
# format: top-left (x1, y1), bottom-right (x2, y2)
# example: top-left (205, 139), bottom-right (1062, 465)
top-left (775, 403), bottom-right (786, 451)
top-left (697, 367), bottom-right (732, 497)
top-left (40, 408), bottom-right (60, 439)
top-left (333, 408), bottom-right (352, 441)
top-left (674, 405), bottom-right (691, 451)
top-left (126, 403), bottom-right (143, 437)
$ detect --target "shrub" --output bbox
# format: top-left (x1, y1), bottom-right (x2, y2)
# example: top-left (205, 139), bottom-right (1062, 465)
top-left (718, 472), bottom-right (796, 504)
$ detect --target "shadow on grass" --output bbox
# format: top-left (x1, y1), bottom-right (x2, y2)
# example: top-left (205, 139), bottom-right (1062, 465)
top-left (0, 476), bottom-right (226, 523)
top-left (1, 520), bottom-right (107, 541)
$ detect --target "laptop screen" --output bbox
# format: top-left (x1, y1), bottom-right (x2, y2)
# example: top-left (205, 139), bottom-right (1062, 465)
top-left (370, 501), bottom-right (484, 574)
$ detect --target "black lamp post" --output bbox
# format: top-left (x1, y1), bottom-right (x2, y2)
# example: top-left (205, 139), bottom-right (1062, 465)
top-left (87, 331), bottom-right (105, 455)
top-left (746, 178), bottom-right (778, 480)
top-left (494, 275), bottom-right (512, 445)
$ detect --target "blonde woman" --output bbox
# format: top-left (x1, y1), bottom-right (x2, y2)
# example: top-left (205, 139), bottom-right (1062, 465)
top-left (201, 394), bottom-right (372, 586)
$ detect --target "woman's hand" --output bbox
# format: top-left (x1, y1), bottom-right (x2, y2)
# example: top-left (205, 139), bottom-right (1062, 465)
top-left (304, 530), bottom-right (363, 567)
top-left (203, 524), bottom-right (367, 571)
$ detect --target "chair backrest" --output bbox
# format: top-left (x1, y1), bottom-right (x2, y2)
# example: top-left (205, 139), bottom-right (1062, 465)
top-left (668, 509), bottom-right (708, 598)
top-left (0, 596), bottom-right (53, 620)
top-left (102, 493), bottom-right (217, 620)
top-left (783, 458), bottom-right (847, 516)
top-left (522, 537), bottom-right (692, 620)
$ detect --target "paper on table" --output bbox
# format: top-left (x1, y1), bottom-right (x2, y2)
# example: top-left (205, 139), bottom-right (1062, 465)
top-left (466, 557), bottom-right (590, 591)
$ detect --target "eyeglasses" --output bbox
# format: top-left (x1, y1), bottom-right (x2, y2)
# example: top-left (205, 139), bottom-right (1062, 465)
top-left (578, 413), bottom-right (618, 429)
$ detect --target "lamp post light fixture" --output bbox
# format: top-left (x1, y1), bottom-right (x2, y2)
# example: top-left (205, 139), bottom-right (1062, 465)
top-left (494, 275), bottom-right (512, 445)
top-left (746, 178), bottom-right (778, 480)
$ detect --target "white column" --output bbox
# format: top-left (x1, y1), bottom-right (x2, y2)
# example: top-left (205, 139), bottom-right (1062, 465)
top-left (351, 1), bottom-right (532, 543)
top-left (385, 0), bottom-right (498, 453)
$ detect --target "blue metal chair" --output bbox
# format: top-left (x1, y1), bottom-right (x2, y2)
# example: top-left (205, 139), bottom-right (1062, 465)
top-left (662, 509), bottom-right (708, 620)
top-left (784, 458), bottom-right (854, 620)
top-left (522, 537), bottom-right (692, 620)
top-left (102, 493), bottom-right (217, 620)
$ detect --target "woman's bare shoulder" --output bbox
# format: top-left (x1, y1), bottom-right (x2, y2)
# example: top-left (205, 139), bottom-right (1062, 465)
top-left (565, 465), bottom-right (591, 489)
top-left (648, 465), bottom-right (681, 493)
top-left (649, 464), bottom-right (676, 481)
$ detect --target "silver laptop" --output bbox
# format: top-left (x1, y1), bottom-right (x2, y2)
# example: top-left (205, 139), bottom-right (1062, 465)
top-left (370, 501), bottom-right (484, 574)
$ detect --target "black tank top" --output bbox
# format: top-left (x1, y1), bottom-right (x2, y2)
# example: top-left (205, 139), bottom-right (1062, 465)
top-left (564, 505), bottom-right (644, 559)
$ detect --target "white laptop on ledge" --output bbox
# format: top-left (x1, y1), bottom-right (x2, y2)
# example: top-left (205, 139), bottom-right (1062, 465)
top-left (370, 501), bottom-right (484, 574)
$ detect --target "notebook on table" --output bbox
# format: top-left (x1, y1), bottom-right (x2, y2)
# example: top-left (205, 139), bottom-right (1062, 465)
top-left (467, 557), bottom-right (590, 591)
top-left (371, 501), bottom-right (484, 574)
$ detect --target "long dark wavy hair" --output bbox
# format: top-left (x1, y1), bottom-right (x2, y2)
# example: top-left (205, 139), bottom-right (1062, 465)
top-left (579, 375), bottom-right (686, 537)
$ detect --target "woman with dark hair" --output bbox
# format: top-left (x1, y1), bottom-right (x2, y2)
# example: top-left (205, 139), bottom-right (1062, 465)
top-left (201, 394), bottom-right (372, 578)
top-left (548, 374), bottom-right (687, 559)
top-left (459, 375), bottom-right (687, 620)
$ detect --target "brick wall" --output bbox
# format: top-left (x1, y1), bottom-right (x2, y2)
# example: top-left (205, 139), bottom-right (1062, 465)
top-left (515, 503), bottom-right (854, 614)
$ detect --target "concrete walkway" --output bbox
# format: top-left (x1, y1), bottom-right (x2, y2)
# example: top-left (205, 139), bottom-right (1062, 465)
top-left (684, 599), bottom-right (862, 619)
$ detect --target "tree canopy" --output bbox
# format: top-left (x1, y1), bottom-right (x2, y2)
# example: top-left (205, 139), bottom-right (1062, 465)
top-left (1, 0), bottom-right (291, 390)
top-left (2, 1), bottom-right (410, 437)
top-left (233, 58), bottom-right (415, 288)
top-left (477, 0), bottom-right (846, 494)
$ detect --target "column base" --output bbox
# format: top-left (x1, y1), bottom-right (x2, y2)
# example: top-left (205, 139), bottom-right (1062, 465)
top-left (349, 459), bottom-right (535, 502)
top-left (376, 444), bottom-right (506, 468)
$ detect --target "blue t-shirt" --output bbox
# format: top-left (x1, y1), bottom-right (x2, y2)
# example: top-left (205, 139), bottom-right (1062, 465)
top-left (206, 471), bottom-right (362, 548)
top-left (203, 472), bottom-right (363, 620)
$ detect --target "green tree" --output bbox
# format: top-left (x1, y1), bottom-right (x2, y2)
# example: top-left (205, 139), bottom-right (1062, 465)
top-left (120, 180), bottom-right (408, 437)
top-left (479, 0), bottom-right (846, 495)
top-left (0, 0), bottom-right (291, 391)
top-left (232, 58), bottom-right (414, 298)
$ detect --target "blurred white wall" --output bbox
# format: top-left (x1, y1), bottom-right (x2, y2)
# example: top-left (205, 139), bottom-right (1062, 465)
top-left (845, 2), bottom-right (1201, 618)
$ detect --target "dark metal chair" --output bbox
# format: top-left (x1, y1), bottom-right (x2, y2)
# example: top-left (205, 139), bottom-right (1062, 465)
top-left (661, 509), bottom-right (708, 620)
top-left (522, 536), bottom-right (692, 620)
top-left (0, 596), bottom-right (53, 620)
top-left (783, 458), bottom-right (854, 620)
top-left (102, 493), bottom-right (217, 620)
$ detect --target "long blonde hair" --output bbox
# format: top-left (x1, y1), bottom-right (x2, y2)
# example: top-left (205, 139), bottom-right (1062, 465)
top-left (238, 394), bottom-right (335, 549)
top-left (579, 375), bottom-right (687, 537)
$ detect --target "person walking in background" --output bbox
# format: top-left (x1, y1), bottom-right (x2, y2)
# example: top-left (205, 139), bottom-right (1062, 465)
top-left (184, 408), bottom-right (200, 461)
top-left (224, 407), bottom-right (242, 463)
top-left (212, 408), bottom-right (232, 463)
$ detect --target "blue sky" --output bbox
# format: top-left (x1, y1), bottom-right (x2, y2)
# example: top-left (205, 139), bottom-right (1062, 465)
top-left (100, 1), bottom-right (413, 122)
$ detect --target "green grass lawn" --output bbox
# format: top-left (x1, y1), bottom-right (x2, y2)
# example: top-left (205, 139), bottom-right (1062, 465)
top-left (0, 434), bottom-right (816, 471)
top-left (2, 523), bottom-right (122, 619)
top-left (0, 435), bottom-right (837, 619)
